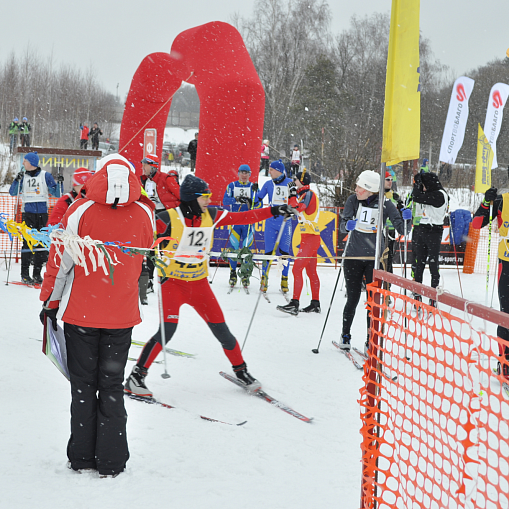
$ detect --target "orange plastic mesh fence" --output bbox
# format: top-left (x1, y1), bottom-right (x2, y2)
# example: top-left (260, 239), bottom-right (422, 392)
top-left (360, 283), bottom-right (509, 509)
top-left (463, 223), bottom-right (499, 276)
top-left (0, 194), bottom-right (58, 258)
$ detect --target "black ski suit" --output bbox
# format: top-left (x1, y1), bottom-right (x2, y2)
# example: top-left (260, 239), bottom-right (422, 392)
top-left (340, 193), bottom-right (409, 337)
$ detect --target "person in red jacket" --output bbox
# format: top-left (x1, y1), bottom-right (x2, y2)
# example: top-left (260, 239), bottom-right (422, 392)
top-left (277, 170), bottom-right (322, 316)
top-left (79, 123), bottom-right (89, 149)
top-left (47, 168), bottom-right (93, 226)
top-left (140, 153), bottom-right (180, 210)
top-left (39, 156), bottom-right (155, 477)
top-left (124, 174), bottom-right (296, 400)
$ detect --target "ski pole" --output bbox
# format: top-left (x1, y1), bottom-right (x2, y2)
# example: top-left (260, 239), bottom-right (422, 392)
top-left (242, 214), bottom-right (291, 351)
top-left (6, 168), bottom-right (24, 285)
top-left (312, 233), bottom-right (351, 354)
top-left (155, 250), bottom-right (171, 379)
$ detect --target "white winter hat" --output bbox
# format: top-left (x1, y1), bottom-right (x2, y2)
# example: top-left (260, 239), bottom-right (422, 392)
top-left (356, 170), bottom-right (380, 193)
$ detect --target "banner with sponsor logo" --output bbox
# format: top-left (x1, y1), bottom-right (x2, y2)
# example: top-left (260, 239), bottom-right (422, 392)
top-left (475, 124), bottom-right (494, 193)
top-left (483, 82), bottom-right (509, 169)
top-left (439, 76), bottom-right (475, 164)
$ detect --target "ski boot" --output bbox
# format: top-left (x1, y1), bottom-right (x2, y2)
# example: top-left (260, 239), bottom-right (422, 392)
top-left (281, 276), bottom-right (289, 294)
top-left (429, 299), bottom-right (437, 308)
top-left (147, 279), bottom-right (154, 294)
top-left (233, 362), bottom-right (261, 392)
top-left (301, 300), bottom-right (321, 313)
top-left (124, 365), bottom-right (153, 399)
top-left (21, 275), bottom-right (34, 285)
top-left (241, 276), bottom-right (250, 288)
top-left (32, 267), bottom-right (43, 285)
top-left (260, 274), bottom-right (268, 292)
top-left (229, 269), bottom-right (237, 287)
top-left (277, 299), bottom-right (299, 316)
top-left (338, 333), bottom-right (351, 351)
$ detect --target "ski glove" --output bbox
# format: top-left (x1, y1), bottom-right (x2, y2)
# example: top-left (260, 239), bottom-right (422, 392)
top-left (40, 306), bottom-right (58, 332)
top-left (251, 183), bottom-right (259, 193)
top-left (271, 204), bottom-right (297, 217)
top-left (237, 196), bottom-right (251, 205)
top-left (288, 182), bottom-right (297, 198)
top-left (401, 208), bottom-right (412, 220)
top-left (14, 171), bottom-right (24, 181)
top-left (346, 219), bottom-right (358, 231)
top-left (56, 175), bottom-right (64, 183)
top-left (484, 187), bottom-right (498, 204)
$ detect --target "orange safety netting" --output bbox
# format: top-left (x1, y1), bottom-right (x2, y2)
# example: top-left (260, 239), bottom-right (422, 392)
top-left (463, 223), bottom-right (499, 276)
top-left (360, 284), bottom-right (509, 509)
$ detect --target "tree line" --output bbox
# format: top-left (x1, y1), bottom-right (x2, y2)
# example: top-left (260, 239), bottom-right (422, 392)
top-left (0, 48), bottom-right (119, 151)
top-left (235, 0), bottom-right (509, 204)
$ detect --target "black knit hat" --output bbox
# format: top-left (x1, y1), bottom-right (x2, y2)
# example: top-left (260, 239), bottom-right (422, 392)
top-left (296, 170), bottom-right (311, 186)
top-left (180, 174), bottom-right (211, 202)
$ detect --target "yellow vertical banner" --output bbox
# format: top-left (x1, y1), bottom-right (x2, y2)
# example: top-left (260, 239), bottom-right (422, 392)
top-left (475, 124), bottom-right (493, 193)
top-left (381, 0), bottom-right (421, 166)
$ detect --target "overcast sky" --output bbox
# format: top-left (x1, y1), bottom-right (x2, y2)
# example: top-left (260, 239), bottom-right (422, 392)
top-left (2, 0), bottom-right (508, 99)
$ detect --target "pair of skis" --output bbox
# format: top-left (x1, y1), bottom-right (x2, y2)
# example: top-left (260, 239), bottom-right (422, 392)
top-left (333, 341), bottom-right (398, 382)
top-left (128, 373), bottom-right (313, 424)
top-left (228, 284), bottom-right (250, 295)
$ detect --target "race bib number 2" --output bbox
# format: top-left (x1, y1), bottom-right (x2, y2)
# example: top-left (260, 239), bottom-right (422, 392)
top-left (174, 227), bottom-right (212, 263)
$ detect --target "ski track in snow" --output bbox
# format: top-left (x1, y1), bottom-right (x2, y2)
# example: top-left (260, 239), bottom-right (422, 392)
top-left (0, 262), bottom-right (496, 508)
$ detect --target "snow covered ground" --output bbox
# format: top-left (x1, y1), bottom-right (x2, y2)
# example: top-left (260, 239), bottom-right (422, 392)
top-left (0, 257), bottom-right (496, 509)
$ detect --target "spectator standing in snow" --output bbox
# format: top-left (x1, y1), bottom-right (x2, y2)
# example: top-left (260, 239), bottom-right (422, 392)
top-left (19, 117), bottom-right (31, 147)
top-left (9, 151), bottom-right (61, 284)
top-left (8, 117), bottom-right (19, 155)
top-left (187, 132), bottom-right (198, 172)
top-left (89, 123), bottom-right (103, 150)
top-left (39, 155), bottom-right (155, 477)
top-left (290, 144), bottom-right (301, 178)
top-left (79, 123), bottom-right (89, 149)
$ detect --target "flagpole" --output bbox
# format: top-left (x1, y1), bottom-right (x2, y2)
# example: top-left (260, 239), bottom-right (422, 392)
top-left (374, 163), bottom-right (386, 271)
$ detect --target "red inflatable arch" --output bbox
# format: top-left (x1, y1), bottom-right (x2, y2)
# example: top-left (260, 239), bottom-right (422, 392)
top-left (119, 21), bottom-right (265, 202)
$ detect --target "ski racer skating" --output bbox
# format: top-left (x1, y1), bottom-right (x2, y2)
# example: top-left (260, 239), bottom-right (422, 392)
top-left (222, 164), bottom-right (260, 288)
top-left (277, 169), bottom-right (322, 316)
top-left (338, 170), bottom-right (410, 352)
top-left (255, 159), bottom-right (294, 294)
top-left (410, 171), bottom-right (448, 305)
top-left (124, 174), bottom-right (296, 399)
top-left (472, 187), bottom-right (509, 387)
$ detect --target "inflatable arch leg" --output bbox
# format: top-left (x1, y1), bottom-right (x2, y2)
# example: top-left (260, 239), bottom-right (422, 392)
top-left (119, 22), bottom-right (265, 201)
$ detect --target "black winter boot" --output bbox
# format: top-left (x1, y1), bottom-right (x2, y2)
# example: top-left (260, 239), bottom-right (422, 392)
top-left (276, 299), bottom-right (299, 316)
top-left (32, 267), bottom-right (43, 285)
top-left (301, 300), bottom-right (321, 313)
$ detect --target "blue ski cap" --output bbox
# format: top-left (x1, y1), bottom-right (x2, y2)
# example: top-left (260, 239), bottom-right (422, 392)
top-left (14, 117), bottom-right (18, 122)
top-left (269, 159), bottom-right (285, 175)
top-left (238, 164), bottom-right (251, 173)
top-left (24, 151), bottom-right (39, 167)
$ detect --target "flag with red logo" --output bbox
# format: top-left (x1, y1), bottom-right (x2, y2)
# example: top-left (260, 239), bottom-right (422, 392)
top-left (483, 83), bottom-right (509, 169)
top-left (438, 77), bottom-right (475, 165)
top-left (381, 0), bottom-right (421, 166)
top-left (475, 124), bottom-right (493, 194)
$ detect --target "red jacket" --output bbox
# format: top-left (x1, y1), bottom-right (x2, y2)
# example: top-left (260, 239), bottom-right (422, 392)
top-left (143, 170), bottom-right (180, 209)
top-left (41, 159), bottom-right (155, 328)
top-left (80, 126), bottom-right (89, 140)
top-left (47, 190), bottom-right (82, 226)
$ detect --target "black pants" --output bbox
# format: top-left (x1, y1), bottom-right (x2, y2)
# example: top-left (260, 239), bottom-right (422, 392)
top-left (20, 134), bottom-right (30, 147)
top-left (290, 163), bottom-right (300, 177)
top-left (412, 225), bottom-right (442, 288)
top-left (65, 323), bottom-right (132, 475)
top-left (190, 157), bottom-right (196, 171)
top-left (80, 139), bottom-right (88, 149)
top-left (260, 158), bottom-right (269, 175)
top-left (342, 259), bottom-right (374, 336)
top-left (498, 260), bottom-right (509, 371)
top-left (384, 233), bottom-right (396, 273)
top-left (91, 139), bottom-right (99, 150)
top-left (21, 212), bottom-right (48, 274)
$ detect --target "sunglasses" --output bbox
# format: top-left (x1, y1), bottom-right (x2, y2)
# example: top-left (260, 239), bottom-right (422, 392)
top-left (196, 192), bottom-right (212, 198)
top-left (385, 178), bottom-right (393, 181)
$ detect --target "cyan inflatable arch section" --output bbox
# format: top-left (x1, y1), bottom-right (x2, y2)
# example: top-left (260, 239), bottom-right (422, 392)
top-left (119, 21), bottom-right (265, 200)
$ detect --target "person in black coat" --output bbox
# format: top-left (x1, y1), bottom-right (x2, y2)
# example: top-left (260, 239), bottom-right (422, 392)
top-left (187, 132), bottom-right (198, 171)
top-left (411, 172), bottom-right (448, 303)
top-left (89, 123), bottom-right (103, 150)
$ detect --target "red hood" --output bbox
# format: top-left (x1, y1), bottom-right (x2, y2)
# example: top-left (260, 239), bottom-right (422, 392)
top-left (85, 158), bottom-right (141, 206)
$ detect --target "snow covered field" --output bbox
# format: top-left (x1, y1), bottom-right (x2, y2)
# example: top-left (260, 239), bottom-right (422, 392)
top-left (0, 258), bottom-right (496, 509)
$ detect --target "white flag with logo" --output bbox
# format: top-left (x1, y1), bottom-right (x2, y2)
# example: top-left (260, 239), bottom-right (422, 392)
top-left (483, 83), bottom-right (509, 169)
top-left (439, 76), bottom-right (475, 164)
